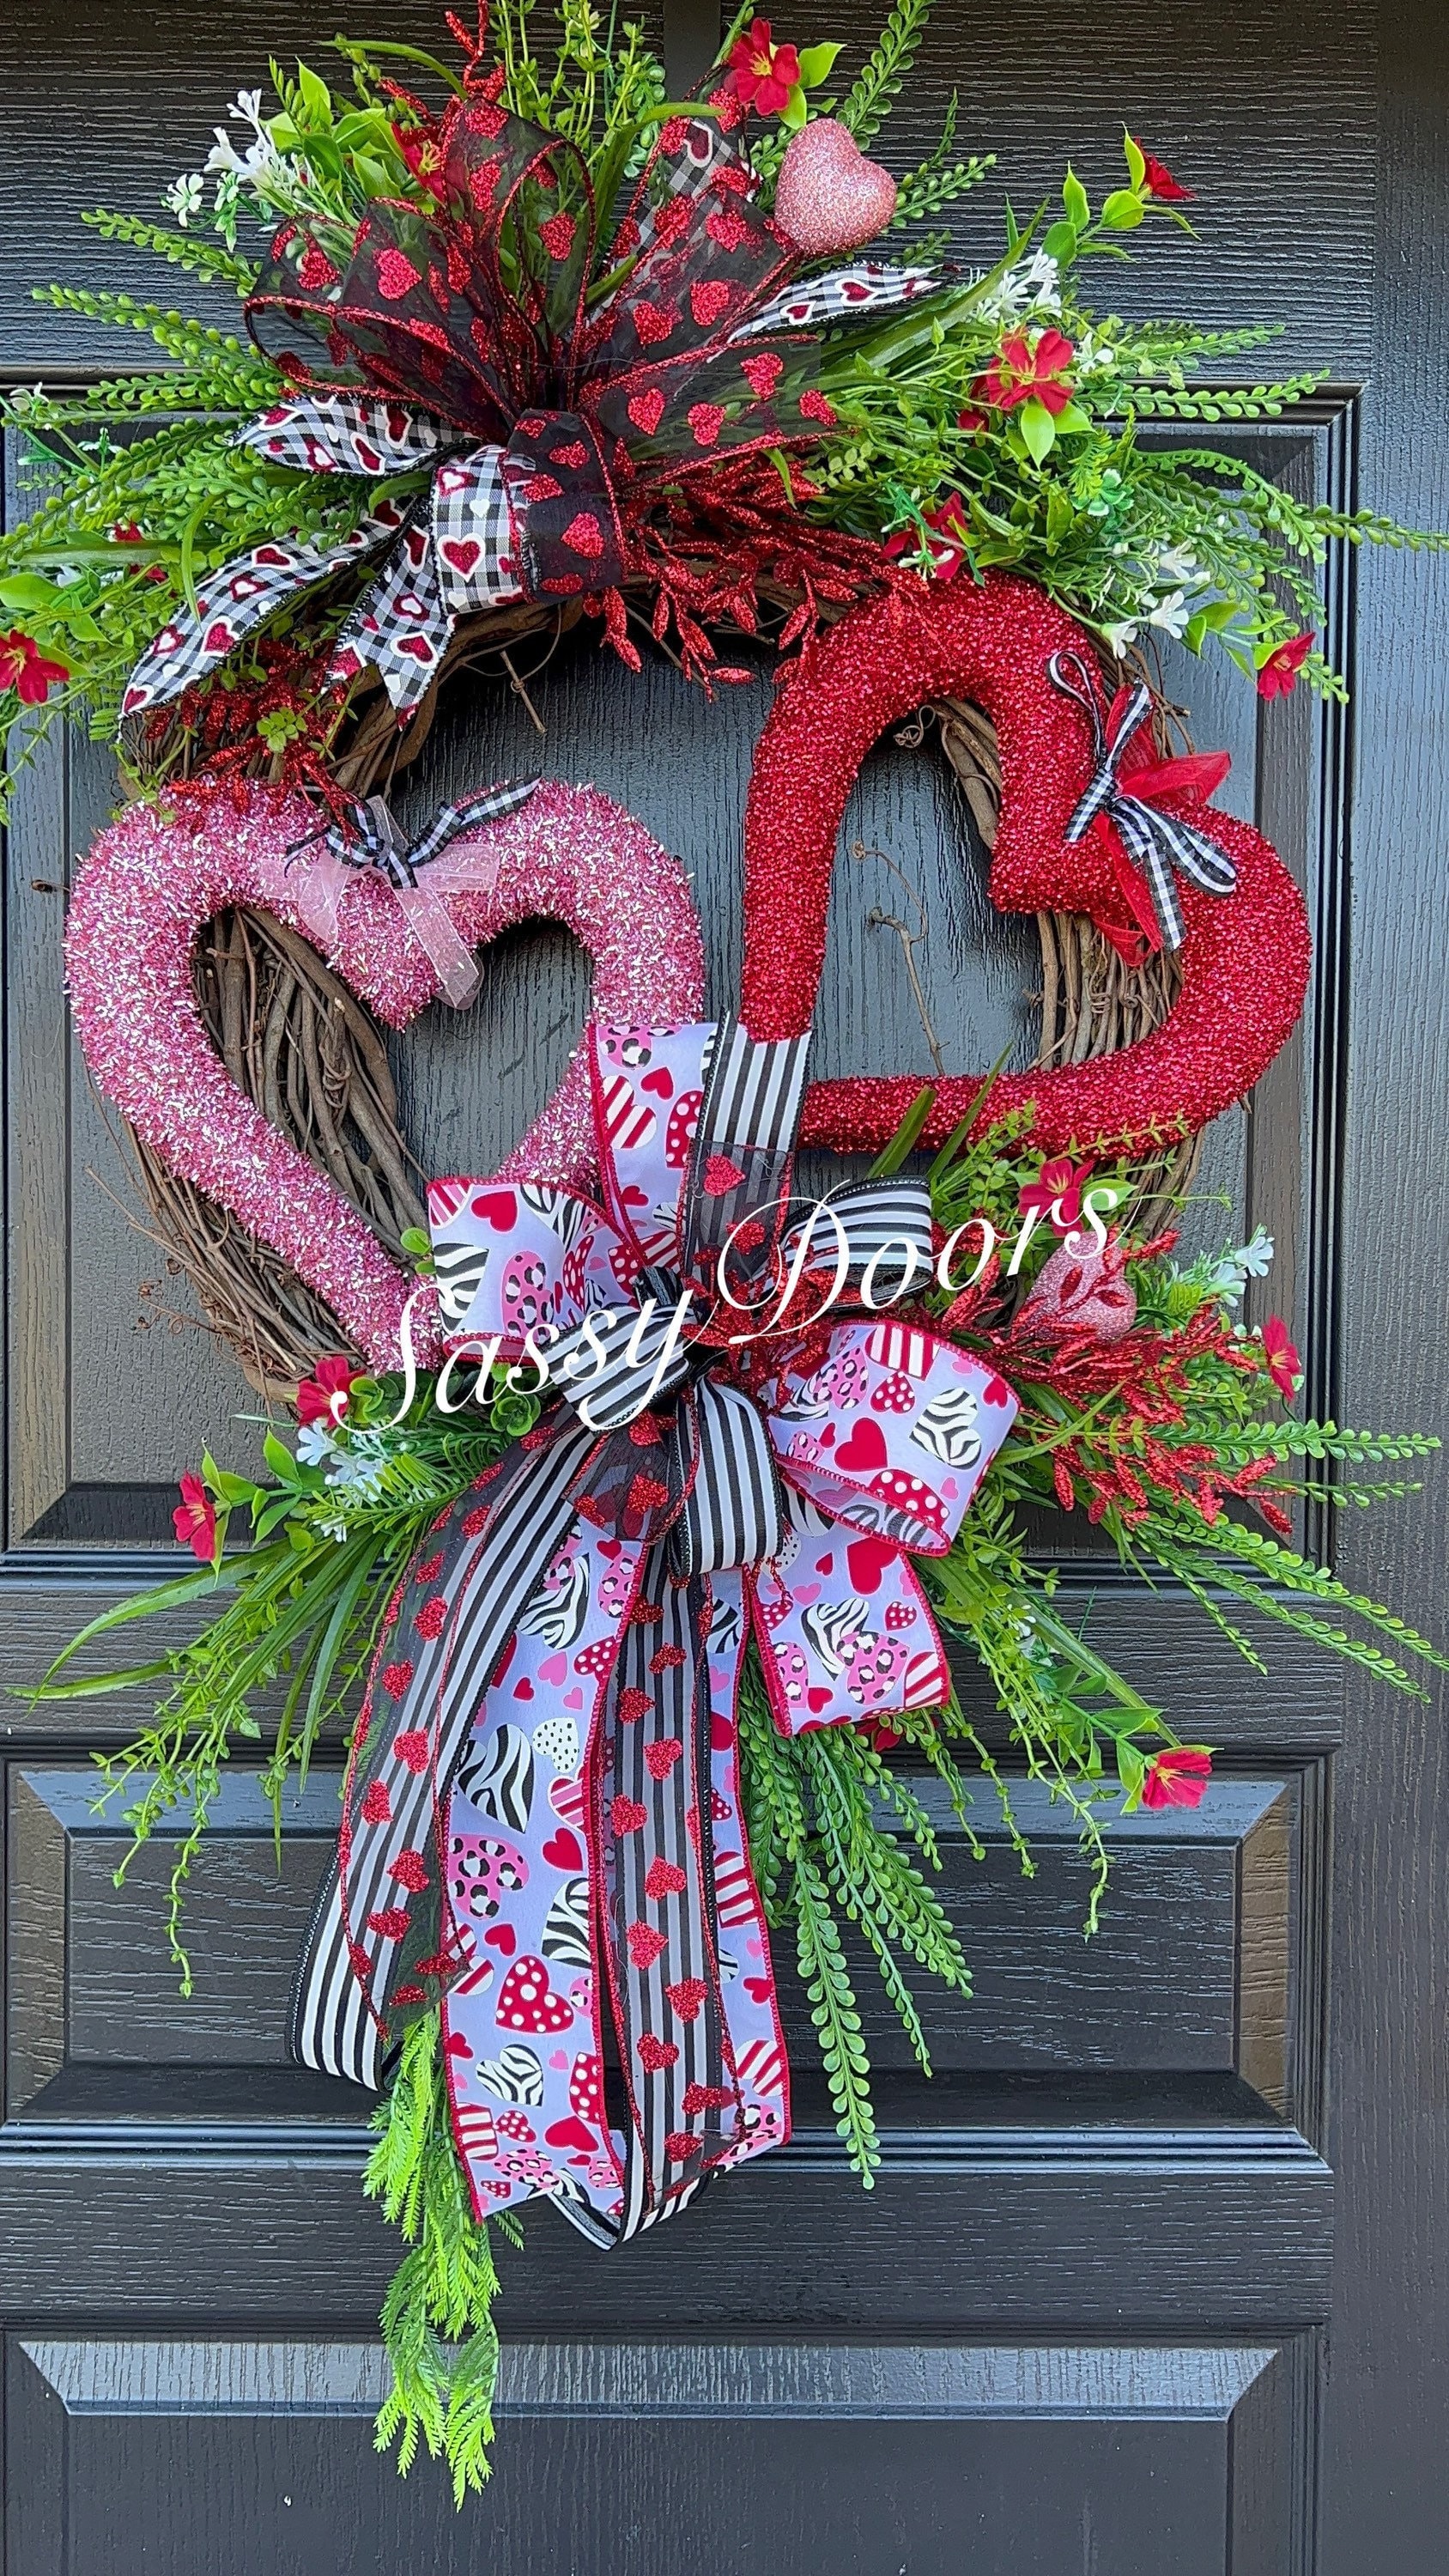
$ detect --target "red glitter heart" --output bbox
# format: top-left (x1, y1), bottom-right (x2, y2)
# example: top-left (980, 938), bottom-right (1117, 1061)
top-left (645, 1856), bottom-right (688, 1900)
top-left (627, 388), bottom-right (665, 435)
top-left (637, 2033), bottom-right (679, 2071)
top-left (690, 279), bottom-right (731, 327)
top-left (646, 1739), bottom-right (683, 1779)
top-left (627, 1921), bottom-right (667, 1967)
top-left (631, 301), bottom-right (676, 345)
top-left (741, 351), bottom-right (783, 402)
top-left (561, 511), bottom-right (604, 560)
top-left (741, 574), bottom-right (1311, 1157)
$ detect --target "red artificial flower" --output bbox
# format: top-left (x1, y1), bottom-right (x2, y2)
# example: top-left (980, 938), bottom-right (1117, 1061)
top-left (955, 406), bottom-right (987, 435)
top-left (1134, 141), bottom-right (1193, 202)
top-left (296, 1354), bottom-right (362, 1426)
top-left (1257, 631), bottom-right (1314, 699)
top-left (882, 494), bottom-right (972, 581)
top-left (1018, 1154), bottom-right (1094, 1232)
top-left (1141, 1746), bottom-right (1212, 1809)
top-left (975, 327), bottom-right (1076, 416)
top-left (724, 20), bottom-right (802, 117)
top-left (1260, 1315), bottom-right (1301, 1397)
top-left (392, 120), bottom-right (446, 193)
top-left (0, 629), bottom-right (69, 707)
top-left (173, 1471), bottom-right (220, 1564)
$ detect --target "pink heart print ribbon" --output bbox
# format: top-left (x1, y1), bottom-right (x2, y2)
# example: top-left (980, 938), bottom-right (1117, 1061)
top-left (291, 1018), bottom-right (1017, 2245)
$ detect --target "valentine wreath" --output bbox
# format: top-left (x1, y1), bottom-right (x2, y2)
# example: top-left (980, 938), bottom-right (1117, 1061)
top-left (11, 0), bottom-right (1448, 2506)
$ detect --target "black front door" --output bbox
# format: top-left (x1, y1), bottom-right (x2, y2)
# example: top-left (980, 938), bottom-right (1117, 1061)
top-left (0, 3), bottom-right (1445, 2569)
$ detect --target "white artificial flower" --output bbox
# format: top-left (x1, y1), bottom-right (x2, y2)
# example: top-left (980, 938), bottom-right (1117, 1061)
top-left (205, 129), bottom-right (246, 175)
top-left (1207, 1225), bottom-right (1276, 1304)
top-left (229, 88), bottom-right (266, 135)
top-left (295, 1424), bottom-right (336, 1466)
top-left (973, 247), bottom-right (1062, 325)
top-left (1147, 590), bottom-right (1192, 640)
top-left (325, 1446), bottom-right (387, 1502)
top-left (1075, 331), bottom-right (1118, 378)
top-left (1152, 545), bottom-right (1200, 584)
top-left (1103, 618), bottom-right (1140, 657)
top-left (162, 173), bottom-right (204, 228)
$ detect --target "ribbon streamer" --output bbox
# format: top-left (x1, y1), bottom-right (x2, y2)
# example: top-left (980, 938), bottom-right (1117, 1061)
top-left (290, 1016), bottom-right (1018, 2245)
top-left (1048, 648), bottom-right (1237, 950)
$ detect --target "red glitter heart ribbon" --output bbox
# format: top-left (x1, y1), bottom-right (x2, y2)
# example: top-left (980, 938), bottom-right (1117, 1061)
top-left (122, 94), bottom-right (937, 719)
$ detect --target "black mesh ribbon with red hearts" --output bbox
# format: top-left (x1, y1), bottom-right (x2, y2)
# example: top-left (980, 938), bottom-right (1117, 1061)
top-left (122, 86), bottom-right (937, 719)
top-left (290, 1016), bottom-right (1018, 2245)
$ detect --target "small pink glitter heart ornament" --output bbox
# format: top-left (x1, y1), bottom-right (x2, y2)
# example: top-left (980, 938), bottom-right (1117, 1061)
top-left (773, 120), bottom-right (899, 258)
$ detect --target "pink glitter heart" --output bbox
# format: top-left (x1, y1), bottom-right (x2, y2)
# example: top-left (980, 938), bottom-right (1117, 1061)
top-left (66, 781), bottom-right (704, 1370)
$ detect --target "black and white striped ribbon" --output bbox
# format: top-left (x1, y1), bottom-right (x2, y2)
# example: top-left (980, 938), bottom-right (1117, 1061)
top-left (289, 1420), bottom-right (595, 2088)
top-left (1048, 649), bottom-right (1236, 950)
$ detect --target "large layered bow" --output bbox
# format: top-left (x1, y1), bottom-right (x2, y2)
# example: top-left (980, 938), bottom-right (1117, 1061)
top-left (124, 100), bottom-right (932, 720)
top-left (291, 1018), bottom-right (1016, 2245)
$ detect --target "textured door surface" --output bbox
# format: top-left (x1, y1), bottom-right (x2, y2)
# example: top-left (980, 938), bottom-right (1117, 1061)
top-left (0, 3), bottom-right (1445, 2568)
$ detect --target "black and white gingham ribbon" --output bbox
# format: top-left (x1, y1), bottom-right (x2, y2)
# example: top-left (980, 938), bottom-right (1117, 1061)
top-left (1048, 649), bottom-right (1236, 950)
top-left (289, 776), bottom-right (539, 885)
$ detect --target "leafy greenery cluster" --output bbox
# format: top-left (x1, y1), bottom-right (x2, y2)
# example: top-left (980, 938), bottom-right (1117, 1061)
top-left (1, 0), bottom-right (1442, 799)
top-left (35, 1374), bottom-right (521, 1984)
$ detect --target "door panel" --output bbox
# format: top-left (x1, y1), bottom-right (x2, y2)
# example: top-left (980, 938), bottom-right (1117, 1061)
top-left (8, 2336), bottom-right (1302, 2576)
top-left (0, 2), bottom-right (1443, 2569)
top-left (7, 1767), bottom-right (1296, 2101)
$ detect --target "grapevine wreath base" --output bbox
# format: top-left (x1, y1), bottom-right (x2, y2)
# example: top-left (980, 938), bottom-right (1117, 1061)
top-left (17, 0), bottom-right (1448, 2511)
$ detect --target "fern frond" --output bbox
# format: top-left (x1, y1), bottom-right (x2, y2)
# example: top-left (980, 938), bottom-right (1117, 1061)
top-left (81, 208), bottom-right (259, 292)
top-left (840, 0), bottom-right (932, 147)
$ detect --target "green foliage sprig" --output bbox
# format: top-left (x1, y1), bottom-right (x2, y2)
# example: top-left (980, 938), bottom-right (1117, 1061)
top-left (367, 2012), bottom-right (521, 2501)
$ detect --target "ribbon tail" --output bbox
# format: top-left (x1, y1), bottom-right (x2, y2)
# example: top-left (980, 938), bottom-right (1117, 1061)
top-left (701, 1570), bottom-right (791, 2164)
top-left (397, 881), bottom-right (485, 1007)
top-left (330, 516), bottom-right (455, 714)
top-left (440, 1539), bottom-right (752, 2243)
top-left (122, 506), bottom-right (403, 718)
top-left (440, 1516), bottom-right (651, 2240)
top-left (288, 1417), bottom-right (597, 2087)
